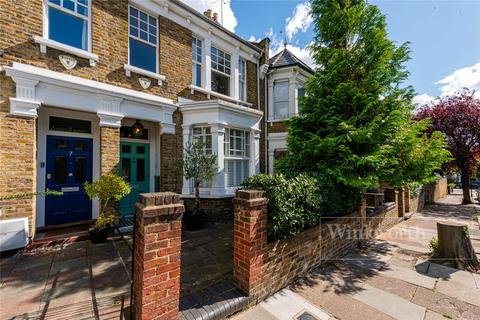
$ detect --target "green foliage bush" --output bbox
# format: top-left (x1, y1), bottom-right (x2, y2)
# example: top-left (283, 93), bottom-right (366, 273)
top-left (84, 173), bottom-right (131, 228)
top-left (242, 173), bottom-right (360, 241)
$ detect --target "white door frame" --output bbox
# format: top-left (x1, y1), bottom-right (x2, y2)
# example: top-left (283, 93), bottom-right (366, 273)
top-left (36, 107), bottom-right (100, 228)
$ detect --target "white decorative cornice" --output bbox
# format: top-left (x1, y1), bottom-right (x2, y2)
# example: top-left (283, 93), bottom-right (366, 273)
top-left (99, 95), bottom-right (123, 115)
top-left (161, 123), bottom-right (175, 134)
top-left (9, 98), bottom-right (40, 118)
top-left (97, 112), bottom-right (123, 128)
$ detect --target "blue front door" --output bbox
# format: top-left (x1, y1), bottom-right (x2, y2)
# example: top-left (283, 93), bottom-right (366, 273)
top-left (45, 136), bottom-right (93, 226)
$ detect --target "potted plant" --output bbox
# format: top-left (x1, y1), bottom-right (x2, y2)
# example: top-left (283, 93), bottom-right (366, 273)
top-left (84, 173), bottom-right (131, 244)
top-left (180, 140), bottom-right (217, 231)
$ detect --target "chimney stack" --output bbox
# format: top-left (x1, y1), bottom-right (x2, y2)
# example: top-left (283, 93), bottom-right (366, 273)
top-left (212, 12), bottom-right (218, 22)
top-left (203, 9), bottom-right (212, 19)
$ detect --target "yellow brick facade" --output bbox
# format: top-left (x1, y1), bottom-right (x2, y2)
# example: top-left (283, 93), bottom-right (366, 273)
top-left (0, 0), bottom-right (267, 237)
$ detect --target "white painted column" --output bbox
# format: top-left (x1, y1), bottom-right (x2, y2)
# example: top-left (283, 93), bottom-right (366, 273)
top-left (181, 124), bottom-right (191, 195)
top-left (232, 48), bottom-right (239, 100)
top-left (289, 72), bottom-right (298, 117)
top-left (210, 124), bottom-right (225, 196)
top-left (268, 80), bottom-right (274, 120)
top-left (204, 37), bottom-right (212, 91)
top-left (268, 150), bottom-right (275, 175)
top-left (250, 129), bottom-right (260, 176)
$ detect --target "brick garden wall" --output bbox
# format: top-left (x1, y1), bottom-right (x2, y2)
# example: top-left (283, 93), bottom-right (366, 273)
top-left (233, 190), bottom-right (399, 302)
top-left (410, 177), bottom-right (447, 213)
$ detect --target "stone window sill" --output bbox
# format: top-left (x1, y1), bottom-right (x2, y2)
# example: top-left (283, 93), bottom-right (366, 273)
top-left (124, 64), bottom-right (166, 85)
top-left (33, 36), bottom-right (99, 67)
top-left (189, 85), bottom-right (253, 107)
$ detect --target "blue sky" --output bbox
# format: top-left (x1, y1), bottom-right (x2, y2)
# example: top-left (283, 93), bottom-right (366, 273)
top-left (186, 0), bottom-right (480, 104)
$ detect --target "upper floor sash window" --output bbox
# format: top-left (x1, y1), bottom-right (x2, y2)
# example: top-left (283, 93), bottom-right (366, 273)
top-left (47, 0), bottom-right (90, 50)
top-left (192, 37), bottom-right (203, 87)
top-left (128, 6), bottom-right (158, 73)
top-left (211, 46), bottom-right (231, 96)
top-left (238, 58), bottom-right (246, 101)
top-left (273, 80), bottom-right (289, 119)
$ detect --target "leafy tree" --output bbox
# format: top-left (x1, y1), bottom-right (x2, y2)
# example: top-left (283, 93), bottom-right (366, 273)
top-left (277, 0), bottom-right (448, 195)
top-left (180, 141), bottom-right (218, 212)
top-left (415, 89), bottom-right (480, 204)
top-left (380, 118), bottom-right (451, 190)
top-left (84, 173), bottom-right (131, 228)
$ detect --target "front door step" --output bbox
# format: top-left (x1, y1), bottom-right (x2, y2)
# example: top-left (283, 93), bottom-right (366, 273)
top-left (179, 279), bottom-right (248, 320)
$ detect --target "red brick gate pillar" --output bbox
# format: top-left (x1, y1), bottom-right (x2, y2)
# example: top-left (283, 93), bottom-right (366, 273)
top-left (396, 188), bottom-right (405, 218)
top-left (233, 190), bottom-right (268, 298)
top-left (133, 192), bottom-right (184, 320)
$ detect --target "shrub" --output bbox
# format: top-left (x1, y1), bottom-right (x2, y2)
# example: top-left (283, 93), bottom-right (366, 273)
top-left (429, 237), bottom-right (439, 257)
top-left (242, 173), bottom-right (360, 241)
top-left (84, 173), bottom-right (131, 228)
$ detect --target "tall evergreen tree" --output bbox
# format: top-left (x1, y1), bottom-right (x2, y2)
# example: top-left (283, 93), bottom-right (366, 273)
top-left (278, 0), bottom-right (447, 191)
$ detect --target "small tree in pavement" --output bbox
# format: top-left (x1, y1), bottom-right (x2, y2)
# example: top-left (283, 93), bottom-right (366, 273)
top-left (416, 89), bottom-right (480, 204)
top-left (181, 141), bottom-right (218, 213)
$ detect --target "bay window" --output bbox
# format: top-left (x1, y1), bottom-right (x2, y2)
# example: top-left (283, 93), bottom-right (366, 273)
top-left (192, 126), bottom-right (212, 154)
top-left (128, 6), bottom-right (157, 73)
top-left (211, 46), bottom-right (231, 96)
top-left (238, 58), bottom-right (246, 101)
top-left (224, 128), bottom-right (250, 187)
top-left (46, 0), bottom-right (90, 50)
top-left (273, 80), bottom-right (289, 119)
top-left (192, 37), bottom-right (203, 87)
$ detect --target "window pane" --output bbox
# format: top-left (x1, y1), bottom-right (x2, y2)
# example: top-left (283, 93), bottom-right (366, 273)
top-left (74, 156), bottom-right (87, 183)
top-left (122, 158), bottom-right (131, 182)
top-left (77, 5), bottom-right (87, 16)
top-left (130, 6), bottom-right (138, 17)
top-left (137, 158), bottom-right (145, 182)
top-left (136, 146), bottom-right (145, 154)
top-left (130, 26), bottom-right (138, 37)
top-left (129, 38), bottom-right (156, 72)
top-left (298, 87), bottom-right (306, 98)
top-left (274, 101), bottom-right (289, 119)
top-left (274, 81), bottom-right (289, 101)
top-left (49, 116), bottom-right (92, 133)
top-left (54, 156), bottom-right (67, 184)
top-left (122, 145), bottom-right (131, 153)
top-left (63, 0), bottom-right (75, 11)
top-left (193, 64), bottom-right (201, 87)
top-left (211, 71), bottom-right (230, 96)
top-left (48, 7), bottom-right (88, 50)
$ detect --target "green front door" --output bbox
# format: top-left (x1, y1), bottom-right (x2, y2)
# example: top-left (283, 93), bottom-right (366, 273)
top-left (119, 142), bottom-right (150, 216)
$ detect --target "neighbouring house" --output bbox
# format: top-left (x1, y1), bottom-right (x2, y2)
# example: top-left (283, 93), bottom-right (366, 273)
top-left (0, 0), bottom-right (313, 241)
top-left (265, 46), bottom-right (314, 174)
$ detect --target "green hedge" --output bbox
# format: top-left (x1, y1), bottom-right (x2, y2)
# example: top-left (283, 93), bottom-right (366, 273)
top-left (241, 173), bottom-right (360, 241)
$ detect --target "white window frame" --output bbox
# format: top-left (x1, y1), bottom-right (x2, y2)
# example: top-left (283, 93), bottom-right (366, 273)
top-left (224, 128), bottom-right (250, 187)
top-left (43, 0), bottom-right (92, 52)
top-left (127, 5), bottom-right (159, 74)
top-left (273, 79), bottom-right (289, 120)
top-left (192, 37), bottom-right (203, 87)
top-left (211, 45), bottom-right (232, 96)
top-left (192, 126), bottom-right (212, 154)
top-left (238, 58), bottom-right (247, 102)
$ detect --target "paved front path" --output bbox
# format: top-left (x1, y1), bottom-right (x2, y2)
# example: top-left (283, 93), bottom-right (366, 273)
top-left (232, 190), bottom-right (480, 320)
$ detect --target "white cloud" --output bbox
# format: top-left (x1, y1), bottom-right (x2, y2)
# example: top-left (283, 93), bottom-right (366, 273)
top-left (435, 62), bottom-right (480, 97)
top-left (413, 93), bottom-right (435, 106)
top-left (285, 2), bottom-right (313, 41)
top-left (182, 0), bottom-right (237, 32)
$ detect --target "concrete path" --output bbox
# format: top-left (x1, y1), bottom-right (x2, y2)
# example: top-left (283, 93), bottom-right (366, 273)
top-left (231, 190), bottom-right (480, 320)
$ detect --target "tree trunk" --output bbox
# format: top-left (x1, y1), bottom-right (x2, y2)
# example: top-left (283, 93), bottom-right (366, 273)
top-left (461, 171), bottom-right (472, 204)
top-left (194, 178), bottom-right (201, 213)
top-left (437, 222), bottom-right (479, 272)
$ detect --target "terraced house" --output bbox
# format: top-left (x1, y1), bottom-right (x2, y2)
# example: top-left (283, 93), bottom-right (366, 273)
top-left (0, 0), bottom-right (311, 241)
